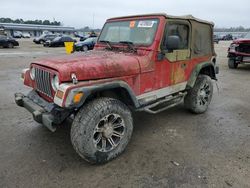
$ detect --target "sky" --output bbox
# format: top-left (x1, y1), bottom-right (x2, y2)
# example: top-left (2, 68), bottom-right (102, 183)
top-left (0, 0), bottom-right (249, 29)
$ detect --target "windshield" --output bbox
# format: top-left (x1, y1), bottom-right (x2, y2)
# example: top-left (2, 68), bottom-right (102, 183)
top-left (98, 19), bottom-right (159, 45)
top-left (244, 32), bottom-right (250, 39)
top-left (53, 37), bottom-right (61, 41)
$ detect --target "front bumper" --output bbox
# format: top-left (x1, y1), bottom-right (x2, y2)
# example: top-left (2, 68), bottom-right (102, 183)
top-left (228, 51), bottom-right (250, 63)
top-left (75, 45), bottom-right (81, 51)
top-left (14, 90), bottom-right (71, 132)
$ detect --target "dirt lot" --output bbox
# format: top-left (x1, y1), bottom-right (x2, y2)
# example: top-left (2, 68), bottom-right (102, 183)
top-left (0, 39), bottom-right (250, 188)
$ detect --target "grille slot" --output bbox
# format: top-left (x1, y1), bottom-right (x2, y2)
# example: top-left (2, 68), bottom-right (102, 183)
top-left (239, 44), bottom-right (250, 54)
top-left (34, 68), bottom-right (53, 98)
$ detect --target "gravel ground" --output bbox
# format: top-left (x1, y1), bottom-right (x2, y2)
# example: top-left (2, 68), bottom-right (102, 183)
top-left (0, 39), bottom-right (250, 188)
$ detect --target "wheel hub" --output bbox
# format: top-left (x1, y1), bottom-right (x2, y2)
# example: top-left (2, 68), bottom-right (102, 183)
top-left (93, 113), bottom-right (125, 152)
top-left (198, 83), bottom-right (210, 106)
top-left (200, 89), bottom-right (206, 99)
top-left (103, 124), bottom-right (114, 138)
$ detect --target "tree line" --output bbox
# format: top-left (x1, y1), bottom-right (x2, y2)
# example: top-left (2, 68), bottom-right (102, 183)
top-left (0, 18), bottom-right (61, 26)
top-left (214, 26), bottom-right (250, 32)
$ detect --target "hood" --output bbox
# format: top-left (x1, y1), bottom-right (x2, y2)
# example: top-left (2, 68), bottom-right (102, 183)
top-left (233, 38), bottom-right (250, 44)
top-left (32, 50), bottom-right (141, 82)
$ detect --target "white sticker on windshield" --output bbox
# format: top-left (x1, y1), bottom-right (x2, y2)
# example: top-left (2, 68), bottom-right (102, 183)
top-left (137, 20), bottom-right (156, 28)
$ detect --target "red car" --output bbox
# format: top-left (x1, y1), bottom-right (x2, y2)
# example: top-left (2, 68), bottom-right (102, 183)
top-left (228, 32), bottom-right (250, 68)
top-left (15, 14), bottom-right (218, 164)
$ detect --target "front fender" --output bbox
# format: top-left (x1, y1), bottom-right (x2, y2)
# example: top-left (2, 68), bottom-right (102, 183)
top-left (54, 80), bottom-right (140, 108)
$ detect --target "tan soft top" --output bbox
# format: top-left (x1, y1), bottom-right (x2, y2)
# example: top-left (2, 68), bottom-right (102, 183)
top-left (108, 13), bottom-right (214, 26)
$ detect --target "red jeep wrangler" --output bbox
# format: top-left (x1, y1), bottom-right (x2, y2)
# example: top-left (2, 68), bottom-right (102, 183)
top-left (15, 14), bottom-right (218, 164)
top-left (228, 32), bottom-right (250, 69)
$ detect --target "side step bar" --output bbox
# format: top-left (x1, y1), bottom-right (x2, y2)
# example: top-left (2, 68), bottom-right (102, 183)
top-left (137, 92), bottom-right (187, 114)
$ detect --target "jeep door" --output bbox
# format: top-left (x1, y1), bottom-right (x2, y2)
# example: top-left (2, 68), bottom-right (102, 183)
top-left (161, 20), bottom-right (192, 86)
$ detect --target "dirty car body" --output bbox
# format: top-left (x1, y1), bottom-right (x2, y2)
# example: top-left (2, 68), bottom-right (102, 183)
top-left (227, 32), bottom-right (250, 68)
top-left (15, 13), bottom-right (218, 163)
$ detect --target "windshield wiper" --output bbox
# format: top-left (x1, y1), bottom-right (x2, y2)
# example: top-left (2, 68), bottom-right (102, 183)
top-left (119, 41), bottom-right (136, 52)
top-left (99, 40), bottom-right (113, 50)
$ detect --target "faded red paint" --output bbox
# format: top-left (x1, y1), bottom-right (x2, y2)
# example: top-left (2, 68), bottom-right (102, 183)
top-left (23, 14), bottom-right (214, 105)
top-left (233, 38), bottom-right (250, 44)
top-left (31, 51), bottom-right (140, 82)
top-left (228, 38), bottom-right (250, 57)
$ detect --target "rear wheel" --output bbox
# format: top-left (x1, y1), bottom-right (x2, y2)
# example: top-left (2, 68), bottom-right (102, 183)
top-left (184, 75), bottom-right (213, 114)
top-left (82, 45), bottom-right (88, 52)
top-left (71, 97), bottom-right (133, 164)
top-left (7, 42), bottom-right (14, 48)
top-left (228, 58), bottom-right (238, 69)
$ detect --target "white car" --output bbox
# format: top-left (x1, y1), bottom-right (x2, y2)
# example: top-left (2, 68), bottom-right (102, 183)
top-left (22, 33), bottom-right (31, 38)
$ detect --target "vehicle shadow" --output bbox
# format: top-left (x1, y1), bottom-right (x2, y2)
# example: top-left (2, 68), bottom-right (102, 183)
top-left (28, 104), bottom-right (191, 167)
top-left (236, 64), bottom-right (250, 71)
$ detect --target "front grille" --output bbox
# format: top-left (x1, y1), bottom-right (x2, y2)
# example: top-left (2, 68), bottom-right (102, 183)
top-left (34, 68), bottom-right (53, 98)
top-left (239, 44), bottom-right (250, 54)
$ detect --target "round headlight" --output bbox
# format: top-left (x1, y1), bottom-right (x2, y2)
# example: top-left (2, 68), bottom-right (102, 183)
top-left (30, 67), bottom-right (35, 80)
top-left (51, 75), bottom-right (59, 91)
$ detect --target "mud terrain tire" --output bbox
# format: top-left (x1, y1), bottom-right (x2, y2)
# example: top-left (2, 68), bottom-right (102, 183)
top-left (184, 75), bottom-right (213, 114)
top-left (71, 97), bottom-right (133, 164)
top-left (228, 58), bottom-right (238, 69)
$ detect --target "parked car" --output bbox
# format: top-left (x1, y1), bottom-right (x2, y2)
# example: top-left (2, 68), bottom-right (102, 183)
top-left (227, 32), bottom-right (250, 69)
top-left (222, 34), bottom-right (233, 41)
top-left (22, 33), bottom-right (31, 38)
top-left (42, 31), bottom-right (53, 35)
top-left (213, 35), bottom-right (219, 44)
top-left (44, 36), bottom-right (76, 47)
top-left (80, 33), bottom-right (98, 41)
top-left (33, 34), bottom-right (58, 44)
top-left (15, 13), bottom-right (218, 164)
top-left (74, 32), bottom-right (84, 38)
top-left (0, 35), bottom-right (19, 48)
top-left (13, 31), bottom-right (22, 38)
top-left (74, 37), bottom-right (97, 51)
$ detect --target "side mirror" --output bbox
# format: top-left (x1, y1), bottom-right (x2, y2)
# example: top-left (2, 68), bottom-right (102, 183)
top-left (166, 35), bottom-right (181, 51)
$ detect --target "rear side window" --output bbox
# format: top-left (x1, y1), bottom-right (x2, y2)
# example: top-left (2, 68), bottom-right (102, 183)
top-left (192, 23), bottom-right (212, 56)
top-left (61, 37), bottom-right (67, 41)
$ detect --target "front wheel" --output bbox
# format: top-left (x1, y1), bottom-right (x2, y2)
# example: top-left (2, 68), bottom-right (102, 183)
top-left (184, 75), bottom-right (213, 114)
top-left (71, 97), bottom-right (133, 164)
top-left (228, 58), bottom-right (238, 69)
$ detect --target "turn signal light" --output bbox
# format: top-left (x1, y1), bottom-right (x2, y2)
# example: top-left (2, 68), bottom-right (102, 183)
top-left (73, 92), bottom-right (84, 103)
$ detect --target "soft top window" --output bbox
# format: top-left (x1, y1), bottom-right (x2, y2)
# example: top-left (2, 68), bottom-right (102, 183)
top-left (192, 22), bottom-right (212, 56)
